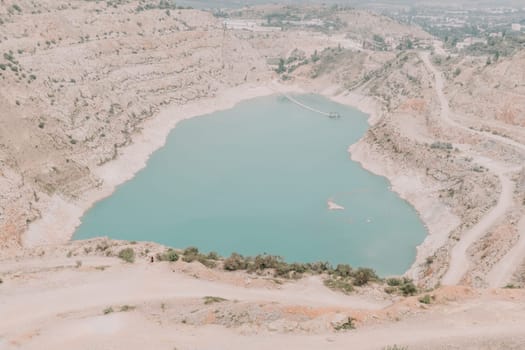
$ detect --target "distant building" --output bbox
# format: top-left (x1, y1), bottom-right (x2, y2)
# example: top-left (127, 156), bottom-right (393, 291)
top-left (489, 32), bottom-right (503, 38)
top-left (223, 19), bottom-right (281, 32)
top-left (456, 37), bottom-right (487, 50)
top-left (511, 23), bottom-right (522, 31)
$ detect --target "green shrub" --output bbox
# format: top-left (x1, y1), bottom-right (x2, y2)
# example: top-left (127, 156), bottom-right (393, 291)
top-left (182, 246), bottom-right (199, 262)
top-left (253, 254), bottom-right (282, 270)
top-left (223, 253), bottom-right (247, 271)
top-left (206, 251), bottom-right (220, 260)
top-left (333, 317), bottom-right (356, 331)
top-left (307, 261), bottom-right (332, 273)
top-left (324, 277), bottom-right (354, 294)
top-left (352, 267), bottom-right (378, 286)
top-left (276, 58), bottom-right (286, 74)
top-left (418, 294), bottom-right (432, 304)
top-left (383, 346), bottom-right (408, 350)
top-left (158, 248), bottom-right (179, 262)
top-left (118, 248), bottom-right (135, 263)
top-left (203, 296), bottom-right (227, 304)
top-left (288, 263), bottom-right (307, 274)
top-left (196, 255), bottom-right (217, 268)
top-left (386, 277), bottom-right (402, 286)
top-left (334, 264), bottom-right (352, 277)
top-left (400, 281), bottom-right (417, 296)
top-left (103, 307), bottom-right (114, 315)
top-left (181, 246), bottom-right (216, 267)
top-left (273, 263), bottom-right (303, 279)
top-left (120, 305), bottom-right (135, 312)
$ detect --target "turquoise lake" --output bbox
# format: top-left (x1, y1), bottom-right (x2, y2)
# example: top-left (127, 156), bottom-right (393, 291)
top-left (74, 94), bottom-right (426, 275)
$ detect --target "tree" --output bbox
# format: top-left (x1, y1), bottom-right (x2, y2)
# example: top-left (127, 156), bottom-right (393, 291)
top-left (118, 248), bottom-right (135, 263)
top-left (276, 58), bottom-right (286, 74)
top-left (311, 50), bottom-right (320, 63)
top-left (352, 267), bottom-right (378, 286)
top-left (223, 253), bottom-right (247, 271)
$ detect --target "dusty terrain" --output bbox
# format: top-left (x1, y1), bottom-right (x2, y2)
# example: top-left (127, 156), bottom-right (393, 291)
top-left (2, 239), bottom-right (525, 350)
top-left (1, 0), bottom-right (525, 348)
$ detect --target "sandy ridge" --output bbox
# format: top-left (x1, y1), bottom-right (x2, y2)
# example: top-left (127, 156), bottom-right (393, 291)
top-left (486, 216), bottom-right (525, 287)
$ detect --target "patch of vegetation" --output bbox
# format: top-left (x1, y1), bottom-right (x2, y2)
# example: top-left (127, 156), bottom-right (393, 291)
top-left (182, 246), bottom-right (216, 268)
top-left (96, 241), bottom-right (110, 252)
top-left (224, 253), bottom-right (323, 278)
top-left (3, 52), bottom-right (16, 64)
top-left (383, 346), bottom-right (408, 350)
top-left (203, 296), bottom-right (227, 305)
top-left (418, 294), bottom-right (433, 304)
top-left (400, 281), bottom-right (418, 296)
top-left (103, 306), bottom-right (114, 315)
top-left (221, 252), bottom-right (380, 291)
top-left (223, 252), bottom-right (248, 271)
top-left (157, 248), bottom-right (179, 262)
top-left (120, 305), bottom-right (136, 312)
top-left (135, 0), bottom-right (188, 12)
top-left (275, 58), bottom-right (286, 74)
top-left (118, 248), bottom-right (135, 263)
top-left (325, 266), bottom-right (379, 293)
top-left (352, 267), bottom-right (379, 286)
top-left (384, 277), bottom-right (418, 296)
top-left (333, 317), bottom-right (356, 331)
top-left (386, 277), bottom-right (402, 286)
top-left (324, 276), bottom-right (354, 294)
top-left (206, 251), bottom-right (220, 260)
top-left (430, 141), bottom-right (453, 150)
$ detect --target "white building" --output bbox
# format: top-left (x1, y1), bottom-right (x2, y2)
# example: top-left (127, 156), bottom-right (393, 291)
top-left (511, 23), bottom-right (522, 32)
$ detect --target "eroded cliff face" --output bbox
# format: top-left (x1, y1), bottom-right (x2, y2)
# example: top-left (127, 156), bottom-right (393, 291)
top-left (0, 2), bottom-right (262, 249)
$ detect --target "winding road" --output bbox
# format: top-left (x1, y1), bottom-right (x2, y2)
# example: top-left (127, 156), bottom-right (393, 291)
top-left (419, 52), bottom-right (523, 286)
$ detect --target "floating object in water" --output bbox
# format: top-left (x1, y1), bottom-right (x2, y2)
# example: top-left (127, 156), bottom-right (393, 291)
top-left (328, 112), bottom-right (341, 119)
top-left (327, 200), bottom-right (345, 211)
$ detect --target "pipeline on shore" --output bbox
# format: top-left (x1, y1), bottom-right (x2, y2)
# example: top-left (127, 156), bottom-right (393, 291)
top-left (281, 93), bottom-right (340, 119)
